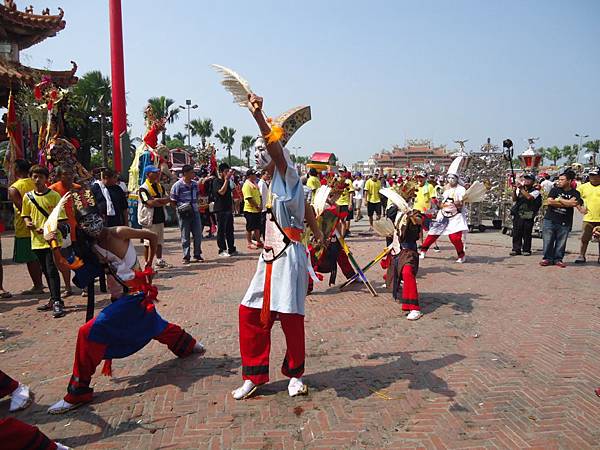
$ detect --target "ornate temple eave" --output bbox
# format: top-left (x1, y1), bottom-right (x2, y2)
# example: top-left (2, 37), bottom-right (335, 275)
top-left (0, 3), bottom-right (65, 50)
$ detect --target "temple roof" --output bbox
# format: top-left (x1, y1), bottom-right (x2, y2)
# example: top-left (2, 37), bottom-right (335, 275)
top-left (0, 59), bottom-right (77, 106)
top-left (0, 1), bottom-right (65, 50)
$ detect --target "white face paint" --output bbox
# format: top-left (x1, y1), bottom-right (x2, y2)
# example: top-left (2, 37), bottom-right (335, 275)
top-left (447, 175), bottom-right (458, 186)
top-left (253, 137), bottom-right (271, 169)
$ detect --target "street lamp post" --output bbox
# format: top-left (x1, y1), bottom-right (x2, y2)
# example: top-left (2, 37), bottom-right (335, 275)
top-left (179, 99), bottom-right (198, 147)
top-left (575, 133), bottom-right (589, 163)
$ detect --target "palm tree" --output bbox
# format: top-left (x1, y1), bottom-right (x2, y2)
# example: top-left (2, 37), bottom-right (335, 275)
top-left (215, 126), bottom-right (236, 165)
top-left (240, 135), bottom-right (257, 167)
top-left (544, 146), bottom-right (562, 166)
top-left (583, 139), bottom-right (600, 166)
top-left (172, 132), bottom-right (187, 143)
top-left (187, 118), bottom-right (214, 148)
top-left (561, 145), bottom-right (578, 165)
top-left (72, 70), bottom-right (112, 167)
top-left (147, 96), bottom-right (180, 144)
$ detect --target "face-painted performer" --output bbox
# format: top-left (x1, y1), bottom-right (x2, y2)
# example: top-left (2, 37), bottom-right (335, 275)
top-left (231, 94), bottom-right (322, 400)
top-left (47, 189), bottom-right (205, 414)
top-left (419, 157), bottom-right (469, 263)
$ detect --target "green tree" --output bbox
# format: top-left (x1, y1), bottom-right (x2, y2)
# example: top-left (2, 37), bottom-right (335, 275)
top-left (187, 118), bottom-right (214, 148)
top-left (543, 146), bottom-right (562, 166)
top-left (561, 145), bottom-right (579, 165)
top-left (240, 135), bottom-right (257, 167)
top-left (583, 139), bottom-right (600, 166)
top-left (147, 96), bottom-right (180, 144)
top-left (172, 131), bottom-right (187, 143)
top-left (219, 155), bottom-right (245, 167)
top-left (215, 126), bottom-right (236, 165)
top-left (166, 137), bottom-right (185, 149)
top-left (67, 70), bottom-right (112, 168)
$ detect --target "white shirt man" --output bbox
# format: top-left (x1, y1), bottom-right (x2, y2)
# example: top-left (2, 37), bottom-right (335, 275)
top-left (352, 175), bottom-right (365, 219)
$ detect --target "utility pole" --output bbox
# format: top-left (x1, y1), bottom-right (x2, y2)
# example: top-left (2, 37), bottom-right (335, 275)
top-left (179, 99), bottom-right (198, 147)
top-left (575, 133), bottom-right (589, 163)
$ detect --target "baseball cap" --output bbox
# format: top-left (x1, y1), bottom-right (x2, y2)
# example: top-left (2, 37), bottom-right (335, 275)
top-left (144, 165), bottom-right (160, 177)
top-left (589, 167), bottom-right (600, 176)
top-left (246, 168), bottom-right (257, 177)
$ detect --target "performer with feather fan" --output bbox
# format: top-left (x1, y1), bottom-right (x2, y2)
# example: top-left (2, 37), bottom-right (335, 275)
top-left (419, 157), bottom-right (469, 263)
top-left (47, 189), bottom-right (205, 414)
top-left (231, 94), bottom-right (322, 400)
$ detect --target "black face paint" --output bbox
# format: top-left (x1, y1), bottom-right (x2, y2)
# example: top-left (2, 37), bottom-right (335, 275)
top-left (79, 213), bottom-right (105, 237)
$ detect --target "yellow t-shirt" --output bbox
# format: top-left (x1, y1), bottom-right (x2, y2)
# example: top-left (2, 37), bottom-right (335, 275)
top-left (336, 179), bottom-right (354, 206)
top-left (307, 175), bottom-right (321, 194)
top-left (414, 183), bottom-right (437, 212)
top-left (10, 177), bottom-right (36, 238)
top-left (577, 182), bottom-right (600, 222)
top-left (364, 178), bottom-right (382, 204)
top-left (242, 180), bottom-right (262, 213)
top-left (21, 189), bottom-right (66, 249)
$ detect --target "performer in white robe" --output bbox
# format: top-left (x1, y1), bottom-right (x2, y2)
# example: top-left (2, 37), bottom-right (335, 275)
top-left (232, 93), bottom-right (322, 400)
top-left (419, 163), bottom-right (468, 263)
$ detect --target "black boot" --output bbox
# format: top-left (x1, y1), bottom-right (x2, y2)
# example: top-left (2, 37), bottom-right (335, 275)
top-left (52, 301), bottom-right (66, 318)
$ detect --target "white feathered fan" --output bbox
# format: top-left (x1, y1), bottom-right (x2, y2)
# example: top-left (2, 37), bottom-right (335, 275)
top-left (379, 188), bottom-right (410, 213)
top-left (463, 180), bottom-right (488, 203)
top-left (372, 218), bottom-right (396, 238)
top-left (211, 64), bottom-right (255, 107)
top-left (312, 185), bottom-right (331, 218)
top-left (43, 193), bottom-right (70, 248)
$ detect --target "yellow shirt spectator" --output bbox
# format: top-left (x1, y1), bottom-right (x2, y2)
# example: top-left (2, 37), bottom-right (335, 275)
top-left (335, 178), bottom-right (354, 206)
top-left (577, 182), bottom-right (600, 222)
top-left (307, 175), bottom-right (321, 194)
top-left (21, 189), bottom-right (66, 249)
top-left (414, 183), bottom-right (437, 212)
top-left (242, 180), bottom-right (262, 213)
top-left (10, 177), bottom-right (35, 238)
top-left (364, 178), bottom-right (382, 204)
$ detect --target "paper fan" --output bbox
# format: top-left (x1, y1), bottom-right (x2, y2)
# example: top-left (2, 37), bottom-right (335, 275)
top-left (272, 105), bottom-right (311, 146)
top-left (211, 64), bottom-right (254, 107)
top-left (380, 187), bottom-right (410, 213)
top-left (312, 185), bottom-right (331, 217)
top-left (43, 193), bottom-right (70, 243)
top-left (463, 180), bottom-right (487, 203)
top-left (372, 218), bottom-right (396, 238)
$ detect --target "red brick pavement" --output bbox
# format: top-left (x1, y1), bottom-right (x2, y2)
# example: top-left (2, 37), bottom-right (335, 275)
top-left (1, 217), bottom-right (599, 449)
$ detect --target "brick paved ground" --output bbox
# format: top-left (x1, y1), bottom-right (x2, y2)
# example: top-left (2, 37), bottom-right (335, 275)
top-left (1, 215), bottom-right (598, 449)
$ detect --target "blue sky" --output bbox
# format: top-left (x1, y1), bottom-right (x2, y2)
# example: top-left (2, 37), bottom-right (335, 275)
top-left (22, 0), bottom-right (600, 164)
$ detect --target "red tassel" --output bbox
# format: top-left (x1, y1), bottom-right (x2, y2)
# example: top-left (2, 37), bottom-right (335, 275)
top-left (101, 359), bottom-right (112, 377)
top-left (260, 263), bottom-right (273, 327)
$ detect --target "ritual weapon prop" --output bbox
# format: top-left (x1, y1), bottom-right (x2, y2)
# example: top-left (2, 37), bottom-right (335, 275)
top-left (339, 244), bottom-right (392, 291)
top-left (335, 229), bottom-right (378, 297)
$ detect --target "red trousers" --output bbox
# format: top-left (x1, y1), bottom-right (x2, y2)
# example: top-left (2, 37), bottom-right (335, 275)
top-left (0, 369), bottom-right (18, 398)
top-left (65, 320), bottom-right (196, 404)
top-left (239, 304), bottom-right (305, 385)
top-left (0, 418), bottom-right (57, 450)
top-left (401, 265), bottom-right (419, 311)
top-left (422, 231), bottom-right (465, 258)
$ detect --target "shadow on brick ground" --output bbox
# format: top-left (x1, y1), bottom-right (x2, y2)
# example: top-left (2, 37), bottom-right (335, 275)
top-left (259, 351), bottom-right (465, 400)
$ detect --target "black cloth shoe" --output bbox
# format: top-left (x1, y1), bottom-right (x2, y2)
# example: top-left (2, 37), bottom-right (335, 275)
top-left (52, 302), bottom-right (66, 318)
top-left (509, 250), bottom-right (521, 256)
top-left (522, 251), bottom-right (532, 256)
top-left (37, 300), bottom-right (53, 311)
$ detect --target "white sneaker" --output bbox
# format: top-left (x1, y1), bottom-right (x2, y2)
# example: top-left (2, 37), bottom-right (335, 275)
top-left (407, 310), bottom-right (423, 321)
top-left (155, 258), bottom-right (171, 268)
top-left (419, 251), bottom-right (426, 259)
top-left (218, 251), bottom-right (231, 258)
top-left (288, 377), bottom-right (309, 397)
top-left (456, 256), bottom-right (466, 263)
top-left (193, 342), bottom-right (206, 355)
top-left (9, 384), bottom-right (32, 412)
top-left (48, 399), bottom-right (79, 414)
top-left (56, 443), bottom-right (71, 450)
top-left (232, 380), bottom-right (258, 400)
top-left (433, 246), bottom-right (441, 253)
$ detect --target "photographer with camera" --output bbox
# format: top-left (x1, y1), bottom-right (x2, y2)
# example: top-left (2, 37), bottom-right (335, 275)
top-left (510, 174), bottom-right (542, 256)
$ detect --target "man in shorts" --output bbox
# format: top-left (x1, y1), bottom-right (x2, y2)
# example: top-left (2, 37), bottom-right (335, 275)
top-left (575, 166), bottom-right (600, 264)
top-left (138, 166), bottom-right (171, 268)
top-left (242, 169), bottom-right (263, 249)
top-left (7, 159), bottom-right (44, 295)
top-left (364, 172), bottom-right (382, 229)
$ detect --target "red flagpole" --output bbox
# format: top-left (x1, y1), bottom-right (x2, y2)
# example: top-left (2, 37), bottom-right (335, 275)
top-left (109, 0), bottom-right (126, 173)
